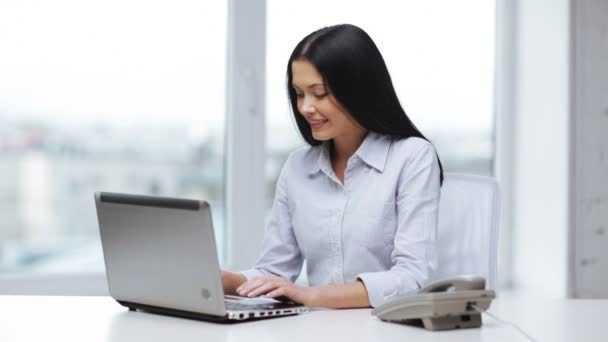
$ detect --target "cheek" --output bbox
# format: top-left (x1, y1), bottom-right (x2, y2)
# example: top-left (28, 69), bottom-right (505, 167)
top-left (316, 100), bottom-right (340, 118)
top-left (320, 104), bottom-right (349, 126)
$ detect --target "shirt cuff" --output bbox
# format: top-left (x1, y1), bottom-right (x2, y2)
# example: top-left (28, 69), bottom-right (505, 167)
top-left (357, 271), bottom-right (418, 307)
top-left (239, 268), bottom-right (268, 281)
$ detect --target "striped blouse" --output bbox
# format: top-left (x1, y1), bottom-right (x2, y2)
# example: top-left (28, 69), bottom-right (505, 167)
top-left (241, 132), bottom-right (441, 307)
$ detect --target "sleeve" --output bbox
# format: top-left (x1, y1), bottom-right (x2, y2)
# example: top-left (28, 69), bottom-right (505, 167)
top-left (239, 155), bottom-right (304, 282)
top-left (357, 142), bottom-right (441, 307)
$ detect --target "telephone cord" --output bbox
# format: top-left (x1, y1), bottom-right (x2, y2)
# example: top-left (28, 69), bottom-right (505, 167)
top-left (471, 304), bottom-right (539, 342)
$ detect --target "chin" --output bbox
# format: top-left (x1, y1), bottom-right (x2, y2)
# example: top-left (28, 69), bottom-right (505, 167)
top-left (311, 131), bottom-right (333, 141)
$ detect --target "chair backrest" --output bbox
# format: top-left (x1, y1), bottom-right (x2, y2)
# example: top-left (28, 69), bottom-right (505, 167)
top-left (433, 173), bottom-right (500, 290)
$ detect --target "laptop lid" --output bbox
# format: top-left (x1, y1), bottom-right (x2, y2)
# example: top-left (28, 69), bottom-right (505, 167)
top-left (95, 192), bottom-right (226, 317)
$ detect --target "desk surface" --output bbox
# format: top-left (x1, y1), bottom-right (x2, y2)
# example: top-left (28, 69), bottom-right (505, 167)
top-left (1, 295), bottom-right (606, 342)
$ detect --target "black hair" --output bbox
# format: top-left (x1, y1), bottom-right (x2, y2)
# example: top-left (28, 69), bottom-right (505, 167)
top-left (286, 24), bottom-right (444, 184)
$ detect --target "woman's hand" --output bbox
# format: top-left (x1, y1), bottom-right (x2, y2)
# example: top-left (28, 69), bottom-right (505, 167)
top-left (236, 275), bottom-right (320, 307)
top-left (221, 270), bottom-right (247, 295)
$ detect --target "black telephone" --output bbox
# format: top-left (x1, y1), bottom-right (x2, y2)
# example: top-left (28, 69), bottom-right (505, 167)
top-left (372, 275), bottom-right (495, 331)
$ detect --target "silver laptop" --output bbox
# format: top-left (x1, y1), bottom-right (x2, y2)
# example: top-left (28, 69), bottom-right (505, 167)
top-left (94, 191), bottom-right (308, 322)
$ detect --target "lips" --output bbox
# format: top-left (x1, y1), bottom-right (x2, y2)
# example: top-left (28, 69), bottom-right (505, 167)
top-left (309, 119), bottom-right (328, 130)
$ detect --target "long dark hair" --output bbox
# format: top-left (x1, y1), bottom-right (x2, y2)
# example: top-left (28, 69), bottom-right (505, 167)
top-left (286, 24), bottom-right (444, 184)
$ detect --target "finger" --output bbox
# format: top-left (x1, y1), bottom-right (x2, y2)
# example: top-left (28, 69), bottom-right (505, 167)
top-left (238, 277), bottom-right (278, 296)
top-left (236, 275), bottom-right (287, 296)
top-left (237, 278), bottom-right (266, 296)
top-left (266, 287), bottom-right (289, 300)
top-left (236, 278), bottom-right (256, 293)
top-left (247, 282), bottom-right (281, 298)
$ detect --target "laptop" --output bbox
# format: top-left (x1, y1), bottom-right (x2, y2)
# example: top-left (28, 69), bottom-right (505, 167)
top-left (94, 191), bottom-right (308, 322)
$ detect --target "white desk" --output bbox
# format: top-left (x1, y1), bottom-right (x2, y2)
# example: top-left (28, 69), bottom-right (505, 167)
top-left (1, 295), bottom-right (606, 342)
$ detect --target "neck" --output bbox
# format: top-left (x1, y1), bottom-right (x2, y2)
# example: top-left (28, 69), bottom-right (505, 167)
top-left (330, 129), bottom-right (369, 162)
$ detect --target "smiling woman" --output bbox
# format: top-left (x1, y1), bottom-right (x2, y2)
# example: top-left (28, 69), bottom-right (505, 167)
top-left (221, 24), bottom-right (444, 309)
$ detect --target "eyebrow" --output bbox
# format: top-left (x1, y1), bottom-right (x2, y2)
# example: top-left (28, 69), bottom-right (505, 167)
top-left (292, 83), bottom-right (325, 89)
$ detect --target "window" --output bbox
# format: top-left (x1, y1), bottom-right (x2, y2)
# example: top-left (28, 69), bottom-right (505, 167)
top-left (0, 0), bottom-right (497, 293)
top-left (265, 0), bottom-right (496, 206)
top-left (0, 1), bottom-right (227, 276)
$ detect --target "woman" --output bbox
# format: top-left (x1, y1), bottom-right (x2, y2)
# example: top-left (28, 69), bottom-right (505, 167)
top-left (222, 24), bottom-right (443, 309)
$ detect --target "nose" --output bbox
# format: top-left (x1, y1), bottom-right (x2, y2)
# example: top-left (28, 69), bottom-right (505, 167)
top-left (300, 97), bottom-right (316, 115)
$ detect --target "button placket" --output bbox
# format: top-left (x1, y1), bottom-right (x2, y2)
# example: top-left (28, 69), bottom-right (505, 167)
top-left (343, 160), bottom-right (352, 193)
top-left (334, 190), bottom-right (349, 284)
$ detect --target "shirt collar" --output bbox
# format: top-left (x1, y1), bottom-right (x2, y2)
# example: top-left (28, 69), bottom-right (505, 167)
top-left (307, 141), bottom-right (332, 176)
top-left (307, 131), bottom-right (392, 175)
top-left (355, 131), bottom-right (392, 172)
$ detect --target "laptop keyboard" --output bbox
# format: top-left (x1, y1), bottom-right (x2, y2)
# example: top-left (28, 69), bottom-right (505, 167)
top-left (224, 296), bottom-right (301, 312)
top-left (225, 301), bottom-right (260, 311)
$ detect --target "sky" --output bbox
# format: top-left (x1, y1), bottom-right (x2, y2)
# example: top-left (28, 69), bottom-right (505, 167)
top-left (0, 0), bottom-right (226, 134)
top-left (0, 0), bottom-right (495, 145)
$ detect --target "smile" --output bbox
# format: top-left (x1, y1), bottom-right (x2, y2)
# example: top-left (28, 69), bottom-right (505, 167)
top-left (309, 119), bottom-right (328, 130)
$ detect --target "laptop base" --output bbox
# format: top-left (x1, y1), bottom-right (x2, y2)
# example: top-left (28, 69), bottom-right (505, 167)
top-left (117, 300), bottom-right (298, 324)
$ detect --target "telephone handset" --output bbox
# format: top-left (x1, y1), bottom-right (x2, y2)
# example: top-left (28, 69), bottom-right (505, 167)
top-left (372, 275), bottom-right (495, 331)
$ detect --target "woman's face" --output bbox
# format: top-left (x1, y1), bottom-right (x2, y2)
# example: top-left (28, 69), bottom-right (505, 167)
top-left (291, 59), bottom-right (363, 142)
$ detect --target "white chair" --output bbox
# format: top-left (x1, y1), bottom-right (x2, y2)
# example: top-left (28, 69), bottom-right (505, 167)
top-left (433, 173), bottom-right (500, 290)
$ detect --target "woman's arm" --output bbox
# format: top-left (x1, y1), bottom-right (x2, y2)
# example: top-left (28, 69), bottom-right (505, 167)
top-left (238, 154), bottom-right (304, 283)
top-left (308, 281), bottom-right (370, 308)
top-left (235, 275), bottom-right (370, 308)
top-left (357, 141), bottom-right (441, 307)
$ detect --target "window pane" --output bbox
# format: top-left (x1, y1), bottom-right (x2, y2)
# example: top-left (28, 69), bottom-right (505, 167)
top-left (266, 0), bottom-right (495, 205)
top-left (0, 0), bottom-right (227, 275)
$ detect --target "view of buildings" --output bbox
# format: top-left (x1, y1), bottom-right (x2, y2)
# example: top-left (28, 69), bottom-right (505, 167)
top-left (0, 118), bottom-right (225, 273)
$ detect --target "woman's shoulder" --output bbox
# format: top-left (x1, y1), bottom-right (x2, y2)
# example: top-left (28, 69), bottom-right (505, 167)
top-left (388, 136), bottom-right (440, 183)
top-left (390, 136), bottom-right (436, 158)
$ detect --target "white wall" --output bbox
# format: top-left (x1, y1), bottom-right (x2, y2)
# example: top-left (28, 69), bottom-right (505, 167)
top-left (571, 0), bottom-right (608, 298)
top-left (511, 0), bottom-right (570, 297)
top-left (507, 0), bottom-right (608, 298)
